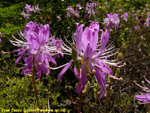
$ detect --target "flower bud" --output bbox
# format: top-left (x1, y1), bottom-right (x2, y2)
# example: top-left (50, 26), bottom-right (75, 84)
top-left (93, 87), bottom-right (96, 92)
top-left (106, 74), bottom-right (110, 83)
top-left (94, 93), bottom-right (96, 99)
top-left (82, 81), bottom-right (90, 94)
top-left (115, 68), bottom-right (120, 78)
top-left (35, 79), bottom-right (40, 84)
top-left (117, 52), bottom-right (123, 60)
top-left (28, 74), bottom-right (32, 77)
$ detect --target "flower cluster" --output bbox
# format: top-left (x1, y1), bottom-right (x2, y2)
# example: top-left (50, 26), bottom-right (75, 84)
top-left (134, 76), bottom-right (150, 106)
top-left (57, 22), bottom-right (123, 98)
top-left (21, 4), bottom-right (39, 19)
top-left (66, 5), bottom-right (80, 18)
top-left (134, 25), bottom-right (140, 30)
top-left (104, 13), bottom-right (120, 30)
top-left (4, 21), bottom-right (61, 78)
top-left (121, 12), bottom-right (128, 22)
top-left (85, 2), bottom-right (99, 18)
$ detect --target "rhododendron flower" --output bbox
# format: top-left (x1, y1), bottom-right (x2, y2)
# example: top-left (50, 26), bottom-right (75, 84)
top-left (55, 22), bottom-right (123, 98)
top-left (104, 13), bottom-right (120, 30)
top-left (134, 76), bottom-right (150, 106)
top-left (121, 12), bottom-right (128, 21)
top-left (3, 21), bottom-right (61, 78)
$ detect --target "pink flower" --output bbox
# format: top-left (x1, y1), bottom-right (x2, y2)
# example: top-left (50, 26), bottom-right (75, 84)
top-left (135, 76), bottom-right (150, 106)
top-left (104, 13), bottom-right (120, 30)
top-left (56, 22), bottom-right (123, 98)
top-left (3, 21), bottom-right (61, 78)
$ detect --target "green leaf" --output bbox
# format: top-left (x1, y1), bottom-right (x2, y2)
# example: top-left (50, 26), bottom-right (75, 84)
top-left (71, 43), bottom-right (80, 73)
top-left (124, 28), bottom-right (128, 41)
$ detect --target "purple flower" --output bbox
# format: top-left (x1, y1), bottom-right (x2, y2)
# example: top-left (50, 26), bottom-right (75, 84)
top-left (145, 3), bottom-right (148, 7)
top-left (76, 3), bottom-right (81, 9)
top-left (0, 39), bottom-right (1, 43)
top-left (3, 21), bottom-right (60, 78)
top-left (21, 4), bottom-right (39, 19)
top-left (33, 4), bottom-right (39, 13)
top-left (67, 6), bottom-right (75, 14)
top-left (74, 10), bottom-right (79, 18)
top-left (25, 4), bottom-right (32, 13)
top-left (21, 10), bottom-right (30, 19)
top-left (57, 22), bottom-right (123, 98)
top-left (145, 18), bottom-right (150, 27)
top-left (66, 12), bottom-right (71, 18)
top-left (57, 15), bottom-right (61, 21)
top-left (145, 12), bottom-right (150, 27)
top-left (104, 2), bottom-right (108, 5)
top-left (134, 25), bottom-right (139, 30)
top-left (119, 9), bottom-right (122, 12)
top-left (121, 12), bottom-right (128, 21)
top-left (85, 2), bottom-right (99, 18)
top-left (140, 35), bottom-right (143, 38)
top-left (104, 13), bottom-right (120, 30)
top-left (134, 76), bottom-right (150, 105)
top-left (67, 5), bottom-right (80, 18)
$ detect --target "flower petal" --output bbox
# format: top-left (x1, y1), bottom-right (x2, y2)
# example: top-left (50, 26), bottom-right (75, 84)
top-left (94, 68), bottom-right (106, 98)
top-left (135, 93), bottom-right (150, 102)
top-left (58, 60), bottom-right (73, 82)
top-left (76, 23), bottom-right (84, 54)
top-left (74, 66), bottom-right (80, 79)
top-left (15, 50), bottom-right (26, 67)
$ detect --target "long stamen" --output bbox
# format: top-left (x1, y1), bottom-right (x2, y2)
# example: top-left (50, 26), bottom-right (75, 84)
top-left (47, 61), bottom-right (73, 70)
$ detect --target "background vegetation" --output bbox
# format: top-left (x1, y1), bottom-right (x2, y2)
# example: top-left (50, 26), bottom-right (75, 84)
top-left (0, 0), bottom-right (150, 112)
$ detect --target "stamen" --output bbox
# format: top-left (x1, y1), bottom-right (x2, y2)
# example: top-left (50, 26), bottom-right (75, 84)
top-left (120, 77), bottom-right (123, 81)
top-left (81, 59), bottom-right (85, 65)
top-left (92, 69), bottom-right (96, 74)
top-left (47, 66), bottom-right (50, 69)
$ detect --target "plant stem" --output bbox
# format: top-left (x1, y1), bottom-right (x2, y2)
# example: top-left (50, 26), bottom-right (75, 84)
top-left (32, 58), bottom-right (41, 110)
top-left (104, 67), bottom-right (116, 113)
top-left (147, 104), bottom-right (150, 113)
top-left (78, 91), bottom-right (82, 113)
top-left (95, 82), bottom-right (99, 112)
